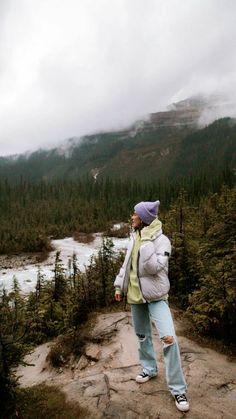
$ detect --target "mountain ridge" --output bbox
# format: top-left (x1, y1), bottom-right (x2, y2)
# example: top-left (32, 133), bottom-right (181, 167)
top-left (0, 95), bottom-right (235, 184)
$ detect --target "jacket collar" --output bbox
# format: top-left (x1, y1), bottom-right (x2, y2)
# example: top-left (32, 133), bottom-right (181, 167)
top-left (141, 218), bottom-right (162, 241)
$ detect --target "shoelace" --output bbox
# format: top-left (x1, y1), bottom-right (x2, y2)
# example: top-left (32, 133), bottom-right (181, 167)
top-left (140, 372), bottom-right (148, 378)
top-left (175, 394), bottom-right (187, 403)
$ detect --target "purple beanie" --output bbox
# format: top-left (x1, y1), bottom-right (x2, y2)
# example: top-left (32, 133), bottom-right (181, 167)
top-left (134, 200), bottom-right (160, 225)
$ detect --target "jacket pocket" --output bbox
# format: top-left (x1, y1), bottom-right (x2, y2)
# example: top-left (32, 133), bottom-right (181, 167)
top-left (140, 274), bottom-right (170, 301)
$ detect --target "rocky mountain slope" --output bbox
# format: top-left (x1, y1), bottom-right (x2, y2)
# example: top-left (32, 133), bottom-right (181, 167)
top-left (17, 310), bottom-right (236, 419)
top-left (0, 96), bottom-right (235, 183)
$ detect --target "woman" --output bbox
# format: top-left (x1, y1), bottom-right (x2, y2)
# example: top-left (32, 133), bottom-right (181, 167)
top-left (114, 200), bottom-right (189, 413)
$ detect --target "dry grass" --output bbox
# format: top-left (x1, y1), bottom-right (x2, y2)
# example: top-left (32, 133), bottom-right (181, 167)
top-left (35, 248), bottom-right (53, 263)
top-left (105, 223), bottom-right (130, 238)
top-left (72, 231), bottom-right (95, 243)
top-left (47, 332), bottom-right (86, 368)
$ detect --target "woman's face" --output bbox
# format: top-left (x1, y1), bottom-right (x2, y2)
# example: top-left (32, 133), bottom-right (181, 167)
top-left (131, 212), bottom-right (142, 228)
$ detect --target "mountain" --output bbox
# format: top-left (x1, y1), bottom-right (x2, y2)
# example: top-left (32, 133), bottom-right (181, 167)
top-left (0, 96), bottom-right (235, 184)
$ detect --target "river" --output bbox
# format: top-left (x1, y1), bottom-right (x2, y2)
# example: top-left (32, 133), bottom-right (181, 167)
top-left (0, 234), bottom-right (129, 294)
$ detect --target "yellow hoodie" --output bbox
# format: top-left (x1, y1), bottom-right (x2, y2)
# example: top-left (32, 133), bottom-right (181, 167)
top-left (127, 218), bottom-right (162, 304)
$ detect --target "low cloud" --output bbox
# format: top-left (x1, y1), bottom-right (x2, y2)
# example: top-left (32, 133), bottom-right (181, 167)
top-left (0, 0), bottom-right (236, 156)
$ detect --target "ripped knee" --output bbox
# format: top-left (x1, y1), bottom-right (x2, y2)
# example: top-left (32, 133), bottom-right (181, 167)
top-left (136, 333), bottom-right (146, 342)
top-left (161, 335), bottom-right (174, 345)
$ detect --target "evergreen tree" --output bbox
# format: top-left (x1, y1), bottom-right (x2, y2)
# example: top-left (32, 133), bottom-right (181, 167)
top-left (187, 186), bottom-right (236, 342)
top-left (0, 284), bottom-right (26, 417)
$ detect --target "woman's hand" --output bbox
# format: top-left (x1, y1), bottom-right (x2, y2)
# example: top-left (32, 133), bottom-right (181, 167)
top-left (115, 288), bottom-right (122, 301)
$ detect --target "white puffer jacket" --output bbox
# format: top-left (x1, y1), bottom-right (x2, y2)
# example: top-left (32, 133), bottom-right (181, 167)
top-left (114, 228), bottom-right (171, 303)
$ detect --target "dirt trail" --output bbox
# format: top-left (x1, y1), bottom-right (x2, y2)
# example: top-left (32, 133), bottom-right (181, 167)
top-left (17, 310), bottom-right (236, 418)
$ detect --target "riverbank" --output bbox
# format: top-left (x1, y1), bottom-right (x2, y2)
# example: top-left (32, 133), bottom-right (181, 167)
top-left (0, 251), bottom-right (49, 270)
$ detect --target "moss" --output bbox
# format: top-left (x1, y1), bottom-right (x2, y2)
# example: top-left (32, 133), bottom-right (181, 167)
top-left (13, 384), bottom-right (87, 418)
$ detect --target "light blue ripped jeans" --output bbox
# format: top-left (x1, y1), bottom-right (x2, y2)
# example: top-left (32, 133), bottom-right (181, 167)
top-left (131, 300), bottom-right (187, 395)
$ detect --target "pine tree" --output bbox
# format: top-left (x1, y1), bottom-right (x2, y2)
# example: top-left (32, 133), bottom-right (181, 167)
top-left (0, 284), bottom-right (26, 417)
top-left (187, 186), bottom-right (236, 342)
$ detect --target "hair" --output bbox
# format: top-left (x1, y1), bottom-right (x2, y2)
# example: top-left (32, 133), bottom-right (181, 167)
top-left (134, 220), bottom-right (148, 232)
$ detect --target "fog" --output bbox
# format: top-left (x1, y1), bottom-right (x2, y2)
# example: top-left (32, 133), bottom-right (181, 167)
top-left (0, 0), bottom-right (236, 156)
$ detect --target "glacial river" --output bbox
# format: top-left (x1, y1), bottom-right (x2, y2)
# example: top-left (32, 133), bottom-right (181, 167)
top-left (0, 234), bottom-right (129, 294)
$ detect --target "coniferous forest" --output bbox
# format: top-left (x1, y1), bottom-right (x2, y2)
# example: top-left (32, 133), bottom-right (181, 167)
top-left (0, 164), bottom-right (236, 416)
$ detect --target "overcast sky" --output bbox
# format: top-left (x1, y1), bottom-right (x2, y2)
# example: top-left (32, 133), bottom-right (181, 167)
top-left (0, 0), bottom-right (236, 156)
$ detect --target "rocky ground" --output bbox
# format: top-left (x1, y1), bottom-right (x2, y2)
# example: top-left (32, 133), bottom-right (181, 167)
top-left (17, 310), bottom-right (236, 419)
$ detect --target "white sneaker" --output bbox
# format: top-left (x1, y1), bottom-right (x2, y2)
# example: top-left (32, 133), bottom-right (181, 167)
top-left (136, 371), bottom-right (151, 383)
top-left (174, 394), bottom-right (189, 412)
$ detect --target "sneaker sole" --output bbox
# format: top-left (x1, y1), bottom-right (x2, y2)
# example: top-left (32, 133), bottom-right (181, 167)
top-left (136, 376), bottom-right (150, 383)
